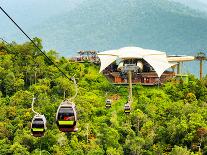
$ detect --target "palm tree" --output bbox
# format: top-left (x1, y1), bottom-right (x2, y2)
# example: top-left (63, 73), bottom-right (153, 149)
top-left (195, 52), bottom-right (206, 80)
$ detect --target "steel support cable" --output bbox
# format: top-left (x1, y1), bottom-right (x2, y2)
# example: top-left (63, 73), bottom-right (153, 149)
top-left (0, 6), bottom-right (71, 82)
top-left (1, 38), bottom-right (41, 115)
top-left (0, 6), bottom-right (78, 100)
top-left (0, 38), bottom-right (14, 53)
top-left (0, 38), bottom-right (9, 44)
top-left (0, 37), bottom-right (30, 60)
top-left (0, 38), bottom-right (43, 77)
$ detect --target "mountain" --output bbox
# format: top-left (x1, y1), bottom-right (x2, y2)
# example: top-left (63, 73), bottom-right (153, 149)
top-left (27, 0), bottom-right (207, 56)
top-left (1, 0), bottom-right (207, 75)
top-left (170, 0), bottom-right (207, 12)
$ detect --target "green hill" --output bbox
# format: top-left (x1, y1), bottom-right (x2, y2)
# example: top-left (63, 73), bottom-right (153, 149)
top-left (0, 39), bottom-right (207, 154)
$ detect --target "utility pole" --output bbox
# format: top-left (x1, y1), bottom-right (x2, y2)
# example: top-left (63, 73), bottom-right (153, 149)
top-left (125, 64), bottom-right (138, 104)
top-left (121, 62), bottom-right (140, 114)
top-left (128, 70), bottom-right (133, 102)
top-left (177, 62), bottom-right (181, 74)
top-left (86, 124), bottom-right (89, 143)
top-left (195, 52), bottom-right (206, 80)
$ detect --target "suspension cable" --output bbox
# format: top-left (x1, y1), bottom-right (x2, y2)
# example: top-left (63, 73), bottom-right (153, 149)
top-left (0, 37), bottom-right (24, 57)
top-left (0, 38), bottom-right (9, 44)
top-left (0, 6), bottom-right (71, 82)
top-left (0, 6), bottom-right (78, 100)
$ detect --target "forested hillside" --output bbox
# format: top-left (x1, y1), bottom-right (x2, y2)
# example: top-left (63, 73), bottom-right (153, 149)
top-left (0, 39), bottom-right (207, 154)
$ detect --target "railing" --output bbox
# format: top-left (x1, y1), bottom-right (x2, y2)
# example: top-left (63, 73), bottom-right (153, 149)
top-left (104, 71), bottom-right (175, 85)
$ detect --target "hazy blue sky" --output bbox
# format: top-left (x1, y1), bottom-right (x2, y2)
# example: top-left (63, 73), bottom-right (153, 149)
top-left (0, 0), bottom-right (85, 23)
top-left (0, 0), bottom-right (86, 43)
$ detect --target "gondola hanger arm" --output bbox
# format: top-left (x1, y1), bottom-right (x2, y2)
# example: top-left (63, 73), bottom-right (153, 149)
top-left (67, 76), bottom-right (78, 102)
top-left (31, 96), bottom-right (40, 115)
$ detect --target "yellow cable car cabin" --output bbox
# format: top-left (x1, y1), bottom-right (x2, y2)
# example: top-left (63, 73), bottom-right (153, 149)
top-left (56, 100), bottom-right (78, 132)
top-left (105, 99), bottom-right (112, 108)
top-left (124, 103), bottom-right (131, 114)
top-left (31, 115), bottom-right (47, 137)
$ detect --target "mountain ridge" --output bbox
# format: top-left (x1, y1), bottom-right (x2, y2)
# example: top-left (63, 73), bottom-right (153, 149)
top-left (27, 0), bottom-right (207, 57)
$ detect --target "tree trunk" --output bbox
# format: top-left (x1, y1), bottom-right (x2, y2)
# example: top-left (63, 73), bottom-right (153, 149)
top-left (200, 60), bottom-right (203, 80)
top-left (34, 71), bottom-right (37, 84)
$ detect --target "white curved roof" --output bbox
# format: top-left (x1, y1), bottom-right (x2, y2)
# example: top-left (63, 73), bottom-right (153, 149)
top-left (97, 47), bottom-right (176, 77)
top-left (167, 55), bottom-right (195, 62)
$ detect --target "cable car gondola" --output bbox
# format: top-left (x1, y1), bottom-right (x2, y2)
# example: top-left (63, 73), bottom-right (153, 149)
top-left (124, 103), bottom-right (131, 114)
top-left (31, 114), bottom-right (47, 137)
top-left (56, 100), bottom-right (78, 132)
top-left (105, 99), bottom-right (112, 108)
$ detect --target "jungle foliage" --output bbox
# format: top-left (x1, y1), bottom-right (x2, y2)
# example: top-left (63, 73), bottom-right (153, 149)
top-left (0, 38), bottom-right (207, 155)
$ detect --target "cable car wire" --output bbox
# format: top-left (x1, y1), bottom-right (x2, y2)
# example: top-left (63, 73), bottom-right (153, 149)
top-left (0, 38), bottom-right (16, 54)
top-left (0, 7), bottom-right (79, 133)
top-left (0, 6), bottom-right (71, 82)
top-left (0, 38), bottom-right (9, 44)
top-left (1, 37), bottom-right (78, 101)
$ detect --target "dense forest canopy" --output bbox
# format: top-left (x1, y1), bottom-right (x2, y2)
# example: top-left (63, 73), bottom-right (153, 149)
top-left (0, 38), bottom-right (207, 154)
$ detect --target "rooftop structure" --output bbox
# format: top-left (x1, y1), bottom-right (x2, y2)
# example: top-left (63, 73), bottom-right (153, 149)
top-left (98, 47), bottom-right (177, 77)
top-left (97, 47), bottom-right (195, 85)
top-left (167, 55), bottom-right (195, 62)
top-left (71, 47), bottom-right (195, 85)
top-left (72, 50), bottom-right (99, 62)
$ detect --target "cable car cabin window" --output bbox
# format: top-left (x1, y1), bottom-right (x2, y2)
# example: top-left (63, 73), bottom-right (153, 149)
top-left (33, 118), bottom-right (43, 121)
top-left (59, 107), bottom-right (74, 114)
top-left (58, 107), bottom-right (75, 121)
top-left (32, 121), bottom-right (44, 128)
top-left (106, 100), bottom-right (111, 104)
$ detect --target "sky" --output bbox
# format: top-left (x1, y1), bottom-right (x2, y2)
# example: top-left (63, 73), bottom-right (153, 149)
top-left (1, 0), bottom-right (206, 36)
top-left (0, 0), bottom-right (86, 46)
top-left (0, 0), bottom-right (85, 26)
top-left (1, 0), bottom-right (207, 25)
top-left (170, 0), bottom-right (207, 12)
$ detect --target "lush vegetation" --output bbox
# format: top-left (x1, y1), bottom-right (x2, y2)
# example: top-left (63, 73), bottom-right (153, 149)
top-left (0, 38), bottom-right (207, 155)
